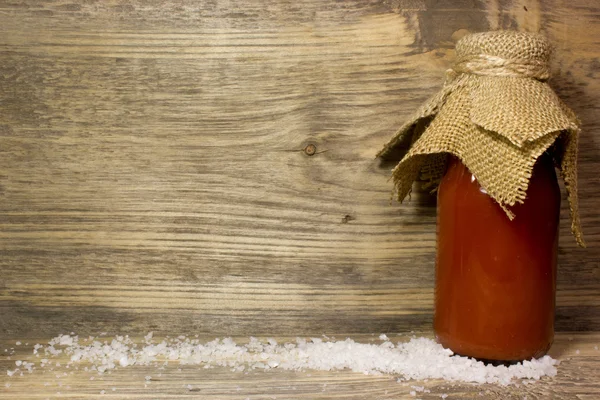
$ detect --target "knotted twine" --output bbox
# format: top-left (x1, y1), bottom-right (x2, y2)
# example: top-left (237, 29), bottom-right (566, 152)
top-left (378, 31), bottom-right (584, 246)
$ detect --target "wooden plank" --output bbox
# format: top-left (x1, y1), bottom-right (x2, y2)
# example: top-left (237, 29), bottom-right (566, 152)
top-left (1, 333), bottom-right (599, 399)
top-left (1, 283), bottom-right (599, 338)
top-left (1, 0), bottom-right (600, 398)
top-left (0, 1), bottom-right (598, 396)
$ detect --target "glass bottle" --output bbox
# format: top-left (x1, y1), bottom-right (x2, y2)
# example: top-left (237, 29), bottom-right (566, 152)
top-left (434, 153), bottom-right (560, 361)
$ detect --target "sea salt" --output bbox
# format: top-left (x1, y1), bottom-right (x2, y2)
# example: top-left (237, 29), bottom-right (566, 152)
top-left (3, 333), bottom-right (558, 386)
top-left (412, 385), bottom-right (431, 393)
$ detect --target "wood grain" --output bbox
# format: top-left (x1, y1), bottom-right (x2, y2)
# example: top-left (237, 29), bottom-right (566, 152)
top-left (0, 0), bottom-right (599, 397)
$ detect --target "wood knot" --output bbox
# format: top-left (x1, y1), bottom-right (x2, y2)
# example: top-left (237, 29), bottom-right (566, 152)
top-left (304, 144), bottom-right (317, 156)
top-left (341, 214), bottom-right (355, 224)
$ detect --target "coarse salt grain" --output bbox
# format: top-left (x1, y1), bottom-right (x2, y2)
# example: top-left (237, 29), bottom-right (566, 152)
top-left (411, 385), bottom-right (431, 394)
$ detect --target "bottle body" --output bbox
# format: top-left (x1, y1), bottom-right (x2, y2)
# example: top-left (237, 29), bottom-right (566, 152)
top-left (434, 154), bottom-right (560, 361)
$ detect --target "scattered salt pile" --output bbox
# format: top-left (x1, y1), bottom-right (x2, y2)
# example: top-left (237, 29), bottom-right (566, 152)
top-left (6, 333), bottom-right (558, 386)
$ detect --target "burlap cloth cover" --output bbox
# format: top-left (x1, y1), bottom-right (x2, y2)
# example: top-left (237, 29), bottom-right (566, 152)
top-left (378, 31), bottom-right (584, 247)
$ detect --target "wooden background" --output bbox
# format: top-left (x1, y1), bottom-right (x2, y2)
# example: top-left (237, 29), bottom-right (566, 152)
top-left (0, 0), bottom-right (599, 398)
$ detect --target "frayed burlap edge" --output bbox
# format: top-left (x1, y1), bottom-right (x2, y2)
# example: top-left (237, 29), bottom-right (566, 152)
top-left (378, 75), bottom-right (584, 247)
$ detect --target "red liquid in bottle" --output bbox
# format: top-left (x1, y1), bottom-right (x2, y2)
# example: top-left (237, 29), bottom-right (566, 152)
top-left (434, 154), bottom-right (560, 361)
